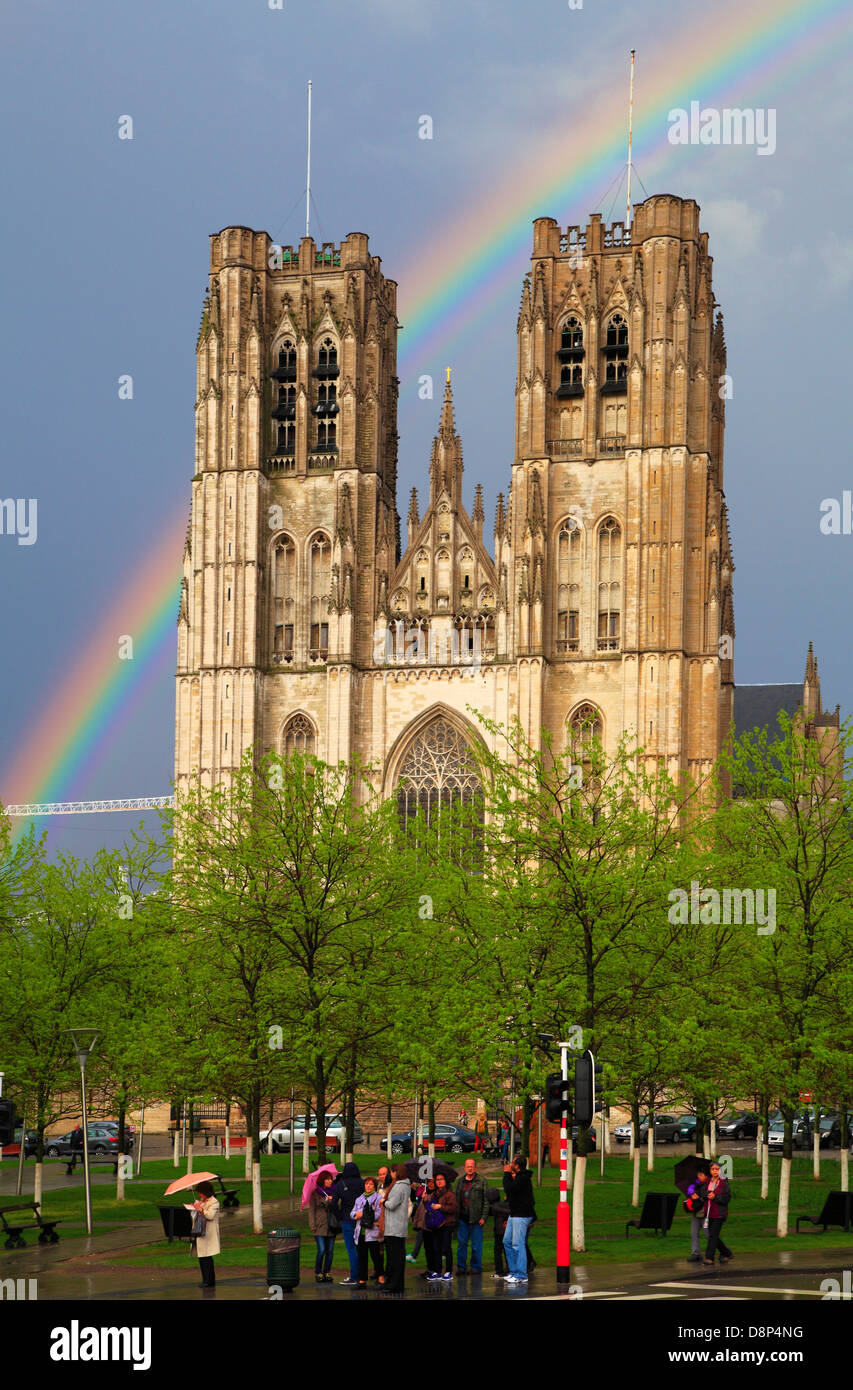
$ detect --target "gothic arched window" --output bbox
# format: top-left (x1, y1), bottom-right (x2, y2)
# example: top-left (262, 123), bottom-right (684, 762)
top-left (308, 534), bottom-right (331, 659)
top-left (597, 518), bottom-right (622, 650)
top-left (272, 535), bottom-right (296, 661)
top-left (557, 315), bottom-right (585, 397)
top-left (569, 703), bottom-right (603, 761)
top-left (282, 713), bottom-right (315, 757)
top-left (602, 313), bottom-right (629, 390)
top-left (276, 341), bottom-right (296, 376)
top-left (395, 716), bottom-right (483, 833)
top-left (556, 519), bottom-right (582, 653)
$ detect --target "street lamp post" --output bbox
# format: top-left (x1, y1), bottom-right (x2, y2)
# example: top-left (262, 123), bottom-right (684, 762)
top-left (67, 1029), bottom-right (101, 1237)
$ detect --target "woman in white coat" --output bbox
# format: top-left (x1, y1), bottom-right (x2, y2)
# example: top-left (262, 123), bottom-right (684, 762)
top-left (192, 1180), bottom-right (221, 1288)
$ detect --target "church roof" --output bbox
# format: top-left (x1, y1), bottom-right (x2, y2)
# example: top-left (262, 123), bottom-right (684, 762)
top-left (733, 684), bottom-right (803, 741)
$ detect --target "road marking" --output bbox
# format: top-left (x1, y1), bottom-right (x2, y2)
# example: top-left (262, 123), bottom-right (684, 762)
top-left (653, 1281), bottom-right (829, 1296)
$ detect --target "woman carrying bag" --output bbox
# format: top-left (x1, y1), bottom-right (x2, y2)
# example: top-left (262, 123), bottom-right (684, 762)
top-left (308, 1171), bottom-right (339, 1282)
top-left (191, 1180), bottom-right (221, 1289)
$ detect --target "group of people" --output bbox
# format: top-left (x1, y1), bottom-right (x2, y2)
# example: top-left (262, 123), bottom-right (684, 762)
top-left (306, 1155), bottom-right (538, 1291)
top-left (683, 1159), bottom-right (733, 1264)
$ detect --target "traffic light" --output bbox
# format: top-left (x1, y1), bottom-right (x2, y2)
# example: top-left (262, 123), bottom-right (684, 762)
top-left (574, 1051), bottom-right (603, 1126)
top-left (545, 1072), bottom-right (570, 1124)
top-left (0, 1099), bottom-right (15, 1146)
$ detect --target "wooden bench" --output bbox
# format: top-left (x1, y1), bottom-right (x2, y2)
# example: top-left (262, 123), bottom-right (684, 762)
top-left (625, 1192), bottom-right (678, 1237)
top-left (0, 1201), bottom-right (61, 1249)
top-left (796, 1191), bottom-right (853, 1235)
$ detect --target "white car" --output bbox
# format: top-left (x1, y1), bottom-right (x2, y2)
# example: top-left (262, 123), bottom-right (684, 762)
top-left (614, 1119), bottom-right (645, 1143)
top-left (259, 1114), bottom-right (363, 1153)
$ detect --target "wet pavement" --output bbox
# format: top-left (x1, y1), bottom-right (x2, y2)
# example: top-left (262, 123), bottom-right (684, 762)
top-left (2, 1206), bottom-right (850, 1301)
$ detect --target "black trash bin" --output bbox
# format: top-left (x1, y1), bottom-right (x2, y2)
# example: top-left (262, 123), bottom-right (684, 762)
top-left (267, 1227), bottom-right (301, 1292)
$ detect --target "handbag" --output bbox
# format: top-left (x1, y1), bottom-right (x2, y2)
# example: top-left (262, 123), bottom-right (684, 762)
top-left (191, 1207), bottom-right (207, 1238)
top-left (425, 1202), bottom-right (445, 1231)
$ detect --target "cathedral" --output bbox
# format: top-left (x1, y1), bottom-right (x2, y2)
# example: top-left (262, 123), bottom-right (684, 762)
top-left (174, 194), bottom-right (738, 810)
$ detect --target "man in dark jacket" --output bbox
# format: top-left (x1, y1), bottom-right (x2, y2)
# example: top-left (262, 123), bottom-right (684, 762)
top-left (454, 1157), bottom-right (489, 1275)
top-left (703, 1160), bottom-right (732, 1264)
top-left (501, 1155), bottom-right (535, 1284)
top-left (332, 1161), bottom-right (364, 1284)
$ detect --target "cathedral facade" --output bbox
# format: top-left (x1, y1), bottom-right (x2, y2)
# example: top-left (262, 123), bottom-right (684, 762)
top-left (175, 194), bottom-right (735, 809)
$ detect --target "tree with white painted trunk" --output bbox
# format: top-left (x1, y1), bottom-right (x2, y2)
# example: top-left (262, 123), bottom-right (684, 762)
top-left (717, 714), bottom-right (853, 1238)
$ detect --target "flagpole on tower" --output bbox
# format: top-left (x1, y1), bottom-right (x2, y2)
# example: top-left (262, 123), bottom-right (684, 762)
top-left (306, 79), bottom-right (312, 239)
top-left (626, 50), bottom-right (636, 229)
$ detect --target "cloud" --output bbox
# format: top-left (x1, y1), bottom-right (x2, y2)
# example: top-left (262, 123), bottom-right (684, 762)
top-left (700, 196), bottom-right (772, 261)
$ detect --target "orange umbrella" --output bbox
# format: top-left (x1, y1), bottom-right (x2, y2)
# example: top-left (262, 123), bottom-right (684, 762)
top-left (164, 1171), bottom-right (219, 1196)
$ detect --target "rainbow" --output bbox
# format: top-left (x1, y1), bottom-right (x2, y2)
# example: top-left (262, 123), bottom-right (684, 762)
top-left (395, 0), bottom-right (852, 386)
top-left (2, 510), bottom-right (186, 830)
top-left (2, 0), bottom-right (849, 825)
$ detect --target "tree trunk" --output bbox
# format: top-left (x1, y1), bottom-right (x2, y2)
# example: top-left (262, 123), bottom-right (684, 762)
top-left (710, 1117), bottom-right (717, 1156)
top-left (116, 1091), bottom-right (127, 1201)
top-left (521, 1094), bottom-right (533, 1160)
top-left (187, 1099), bottom-right (194, 1176)
top-left (630, 1100), bottom-right (640, 1203)
top-left (225, 1100), bottom-right (231, 1162)
top-left (571, 1153), bottom-right (587, 1251)
top-left (251, 1082), bottom-right (263, 1234)
top-left (315, 1056), bottom-right (327, 1166)
top-left (776, 1117), bottom-right (793, 1235)
top-left (812, 1107), bottom-right (820, 1180)
top-left (385, 1102), bottom-right (392, 1166)
top-left (841, 1108), bottom-right (849, 1193)
top-left (777, 1154), bottom-right (791, 1236)
top-left (173, 1127), bottom-right (180, 1168)
top-left (647, 1112), bottom-right (655, 1173)
top-left (302, 1102), bottom-right (312, 1175)
top-left (761, 1100), bottom-right (770, 1199)
top-left (244, 1100), bottom-right (254, 1178)
top-left (427, 1094), bottom-right (435, 1164)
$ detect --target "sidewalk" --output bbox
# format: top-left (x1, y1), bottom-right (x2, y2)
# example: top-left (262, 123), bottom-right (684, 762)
top-left (3, 1203), bottom-right (850, 1301)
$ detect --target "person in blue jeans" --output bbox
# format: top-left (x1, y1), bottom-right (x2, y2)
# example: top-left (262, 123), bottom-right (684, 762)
top-left (332, 1161), bottom-right (364, 1285)
top-left (454, 1157), bottom-right (488, 1274)
top-left (501, 1155), bottom-right (535, 1284)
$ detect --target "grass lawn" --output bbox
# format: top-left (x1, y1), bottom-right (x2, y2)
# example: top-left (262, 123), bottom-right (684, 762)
top-left (22, 1151), bottom-right (851, 1272)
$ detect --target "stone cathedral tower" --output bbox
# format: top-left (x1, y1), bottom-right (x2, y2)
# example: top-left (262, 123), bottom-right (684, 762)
top-left (175, 195), bottom-right (734, 807)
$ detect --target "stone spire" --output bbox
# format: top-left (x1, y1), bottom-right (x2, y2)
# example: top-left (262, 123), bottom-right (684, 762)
top-left (803, 641), bottom-right (821, 721)
top-left (407, 487), bottom-right (420, 547)
top-left (472, 483), bottom-right (484, 544)
top-left (429, 368), bottom-right (464, 505)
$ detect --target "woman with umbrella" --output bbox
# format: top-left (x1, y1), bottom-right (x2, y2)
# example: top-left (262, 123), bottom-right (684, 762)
top-left (307, 1169), bottom-right (339, 1282)
top-left (702, 1160), bottom-right (733, 1265)
top-left (163, 1172), bottom-right (222, 1290)
top-left (191, 1181), bottom-right (221, 1288)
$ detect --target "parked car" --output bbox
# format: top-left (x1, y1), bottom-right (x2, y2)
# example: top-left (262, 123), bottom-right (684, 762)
top-left (571, 1125), bottom-right (597, 1154)
top-left (45, 1124), bottom-right (133, 1158)
top-left (260, 1114), bottom-right (363, 1153)
top-left (1, 1127), bottom-right (39, 1158)
top-left (717, 1111), bottom-right (760, 1140)
top-left (614, 1118), bottom-right (646, 1144)
top-left (380, 1123), bottom-right (479, 1156)
top-left (767, 1119), bottom-right (810, 1151)
top-left (818, 1114), bottom-right (843, 1148)
top-left (637, 1114), bottom-right (685, 1145)
top-left (675, 1115), bottom-right (698, 1141)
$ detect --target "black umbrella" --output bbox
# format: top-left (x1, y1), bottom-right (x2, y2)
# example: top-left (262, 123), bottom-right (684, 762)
top-left (403, 1157), bottom-right (458, 1184)
top-left (674, 1154), bottom-right (709, 1194)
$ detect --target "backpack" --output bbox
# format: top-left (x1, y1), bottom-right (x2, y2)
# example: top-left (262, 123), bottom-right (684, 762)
top-left (360, 1196), bottom-right (376, 1230)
